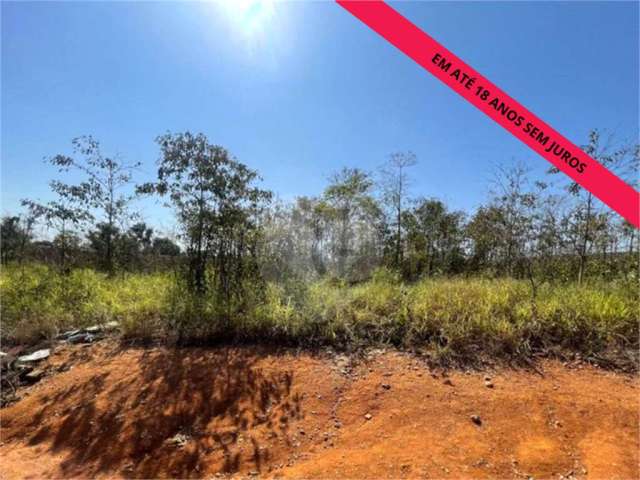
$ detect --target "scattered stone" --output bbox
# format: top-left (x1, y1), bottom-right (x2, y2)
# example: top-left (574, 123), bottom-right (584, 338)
top-left (381, 383), bottom-right (391, 390)
top-left (68, 333), bottom-right (95, 344)
top-left (17, 365), bottom-right (34, 379)
top-left (471, 415), bottom-right (482, 426)
top-left (484, 375), bottom-right (492, 381)
top-left (249, 471), bottom-right (259, 476)
top-left (166, 432), bottom-right (189, 448)
top-left (17, 349), bottom-right (50, 363)
top-left (364, 413), bottom-right (372, 421)
top-left (443, 378), bottom-right (454, 386)
top-left (24, 368), bottom-right (45, 382)
top-left (334, 421), bottom-right (342, 429)
top-left (485, 380), bottom-right (494, 388)
top-left (57, 329), bottom-right (80, 340)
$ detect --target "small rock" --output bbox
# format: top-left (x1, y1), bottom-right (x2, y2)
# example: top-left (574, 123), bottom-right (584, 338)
top-left (484, 380), bottom-right (494, 388)
top-left (17, 349), bottom-right (50, 363)
top-left (57, 329), bottom-right (80, 340)
top-left (364, 413), bottom-right (372, 421)
top-left (484, 375), bottom-right (492, 381)
top-left (166, 432), bottom-right (189, 448)
top-left (443, 378), bottom-right (454, 386)
top-left (24, 368), bottom-right (45, 382)
top-left (68, 333), bottom-right (95, 344)
top-left (471, 415), bottom-right (482, 426)
top-left (381, 383), bottom-right (391, 390)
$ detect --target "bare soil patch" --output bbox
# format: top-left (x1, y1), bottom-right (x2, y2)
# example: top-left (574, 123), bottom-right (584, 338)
top-left (1, 340), bottom-right (637, 479)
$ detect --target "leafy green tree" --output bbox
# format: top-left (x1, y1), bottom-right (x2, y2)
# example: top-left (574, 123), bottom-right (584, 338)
top-left (379, 152), bottom-right (417, 269)
top-left (34, 136), bottom-right (140, 274)
top-left (139, 132), bottom-right (271, 298)
top-left (323, 167), bottom-right (379, 278)
top-left (548, 130), bottom-right (638, 284)
top-left (151, 237), bottom-right (181, 256)
top-left (0, 215), bottom-right (35, 264)
top-left (22, 198), bottom-right (90, 271)
top-left (87, 222), bottom-right (122, 271)
top-left (466, 205), bottom-right (505, 274)
top-left (403, 198), bottom-right (465, 278)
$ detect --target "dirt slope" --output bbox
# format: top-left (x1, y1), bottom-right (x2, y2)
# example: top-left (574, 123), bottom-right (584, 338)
top-left (1, 341), bottom-right (638, 479)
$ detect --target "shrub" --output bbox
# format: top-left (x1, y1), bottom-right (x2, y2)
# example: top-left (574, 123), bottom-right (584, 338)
top-left (1, 263), bottom-right (637, 368)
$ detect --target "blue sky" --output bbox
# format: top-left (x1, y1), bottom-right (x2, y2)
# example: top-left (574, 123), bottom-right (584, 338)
top-left (2, 1), bottom-right (638, 233)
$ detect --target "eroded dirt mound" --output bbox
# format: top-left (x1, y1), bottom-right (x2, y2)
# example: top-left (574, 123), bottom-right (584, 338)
top-left (0, 341), bottom-right (637, 479)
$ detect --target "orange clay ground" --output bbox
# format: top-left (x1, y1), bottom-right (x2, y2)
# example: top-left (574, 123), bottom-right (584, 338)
top-left (0, 340), bottom-right (638, 480)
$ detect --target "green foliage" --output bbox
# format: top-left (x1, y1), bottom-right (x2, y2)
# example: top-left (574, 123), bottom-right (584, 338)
top-left (1, 215), bottom-right (34, 264)
top-left (1, 264), bottom-right (169, 343)
top-left (138, 131), bottom-right (271, 297)
top-left (2, 264), bottom-right (637, 368)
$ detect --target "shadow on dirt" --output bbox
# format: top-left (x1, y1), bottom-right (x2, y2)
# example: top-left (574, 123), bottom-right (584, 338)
top-left (8, 346), bottom-right (303, 478)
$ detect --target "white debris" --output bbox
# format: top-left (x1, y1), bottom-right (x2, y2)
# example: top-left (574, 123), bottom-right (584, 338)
top-left (17, 349), bottom-right (50, 363)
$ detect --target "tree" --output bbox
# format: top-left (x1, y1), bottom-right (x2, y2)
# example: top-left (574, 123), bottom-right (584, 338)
top-left (87, 222), bottom-right (122, 271)
top-left (323, 167), bottom-right (379, 278)
top-left (37, 136), bottom-right (140, 274)
top-left (0, 214), bottom-right (35, 264)
top-left (548, 130), bottom-right (638, 284)
top-left (151, 237), bottom-right (181, 256)
top-left (465, 205), bottom-right (502, 273)
top-left (22, 198), bottom-right (90, 271)
top-left (139, 132), bottom-right (272, 299)
top-left (127, 222), bottom-right (154, 253)
top-left (488, 162), bottom-right (538, 277)
top-left (118, 222), bottom-right (155, 272)
top-left (403, 198), bottom-right (465, 278)
top-left (379, 152), bottom-right (417, 268)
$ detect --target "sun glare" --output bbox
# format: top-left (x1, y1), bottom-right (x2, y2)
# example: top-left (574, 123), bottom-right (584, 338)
top-left (219, 0), bottom-right (275, 36)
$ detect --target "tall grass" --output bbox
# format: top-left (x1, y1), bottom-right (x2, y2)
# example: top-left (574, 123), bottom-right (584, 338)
top-left (1, 264), bottom-right (637, 367)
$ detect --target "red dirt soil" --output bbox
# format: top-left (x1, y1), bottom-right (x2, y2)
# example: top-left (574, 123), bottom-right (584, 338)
top-left (1, 341), bottom-right (638, 480)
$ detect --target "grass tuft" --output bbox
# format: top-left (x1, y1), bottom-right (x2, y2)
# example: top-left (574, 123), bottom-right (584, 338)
top-left (1, 264), bottom-right (637, 368)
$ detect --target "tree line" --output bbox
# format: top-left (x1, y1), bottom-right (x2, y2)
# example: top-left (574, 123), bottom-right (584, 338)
top-left (2, 130), bottom-right (638, 298)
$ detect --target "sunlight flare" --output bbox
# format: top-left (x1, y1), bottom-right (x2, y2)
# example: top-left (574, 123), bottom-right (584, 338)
top-left (219, 0), bottom-right (275, 37)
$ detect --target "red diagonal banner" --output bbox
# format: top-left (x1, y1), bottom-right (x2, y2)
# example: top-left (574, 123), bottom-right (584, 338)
top-left (337, 0), bottom-right (640, 228)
